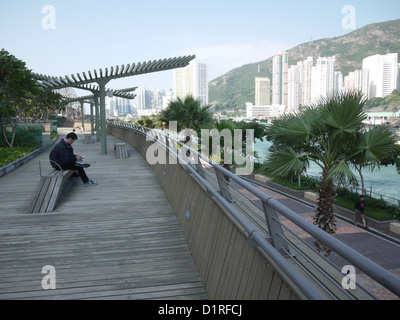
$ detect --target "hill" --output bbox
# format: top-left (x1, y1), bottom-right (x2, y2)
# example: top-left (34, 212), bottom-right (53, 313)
top-left (209, 19), bottom-right (400, 111)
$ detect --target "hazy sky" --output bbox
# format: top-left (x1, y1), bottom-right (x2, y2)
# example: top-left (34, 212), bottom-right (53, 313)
top-left (1, 0), bottom-right (399, 94)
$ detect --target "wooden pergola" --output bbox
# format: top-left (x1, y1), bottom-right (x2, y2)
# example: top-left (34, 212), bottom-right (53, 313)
top-left (34, 55), bottom-right (196, 153)
top-left (63, 87), bottom-right (136, 139)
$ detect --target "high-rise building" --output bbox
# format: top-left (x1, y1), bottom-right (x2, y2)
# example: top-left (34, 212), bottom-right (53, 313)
top-left (335, 71), bottom-right (344, 93)
top-left (173, 60), bottom-right (209, 106)
top-left (300, 57), bottom-right (314, 107)
top-left (162, 90), bottom-right (174, 110)
top-left (255, 77), bottom-right (271, 106)
top-left (137, 87), bottom-right (146, 111)
top-left (288, 65), bottom-right (301, 112)
top-left (344, 72), bottom-right (356, 92)
top-left (398, 63), bottom-right (400, 89)
top-left (272, 51), bottom-right (288, 106)
top-left (311, 56), bottom-right (336, 103)
top-left (354, 69), bottom-right (368, 94)
top-left (362, 53), bottom-right (398, 98)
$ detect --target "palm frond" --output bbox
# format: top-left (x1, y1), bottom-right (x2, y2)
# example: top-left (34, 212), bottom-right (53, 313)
top-left (326, 160), bottom-right (358, 187)
top-left (356, 125), bottom-right (398, 162)
top-left (320, 92), bottom-right (367, 139)
top-left (266, 107), bottom-right (319, 146)
top-left (261, 148), bottom-right (308, 178)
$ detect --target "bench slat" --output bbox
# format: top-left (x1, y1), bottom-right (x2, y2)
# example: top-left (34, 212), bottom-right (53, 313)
top-left (28, 169), bottom-right (75, 214)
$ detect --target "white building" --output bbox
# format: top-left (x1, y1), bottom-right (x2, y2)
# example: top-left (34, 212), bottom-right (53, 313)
top-left (272, 51), bottom-right (288, 106)
top-left (362, 53), bottom-right (398, 99)
top-left (137, 86), bottom-right (146, 111)
top-left (344, 71), bottom-right (356, 92)
top-left (246, 102), bottom-right (285, 119)
top-left (138, 109), bottom-right (160, 117)
top-left (162, 90), bottom-right (174, 110)
top-left (311, 56), bottom-right (336, 103)
top-left (288, 64), bottom-right (301, 112)
top-left (286, 57), bottom-right (314, 110)
top-left (398, 63), bottom-right (400, 89)
top-left (173, 60), bottom-right (209, 106)
top-left (255, 77), bottom-right (271, 106)
top-left (300, 57), bottom-right (314, 107)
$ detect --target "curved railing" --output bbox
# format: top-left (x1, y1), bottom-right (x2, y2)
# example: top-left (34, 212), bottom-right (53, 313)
top-left (108, 121), bottom-right (400, 300)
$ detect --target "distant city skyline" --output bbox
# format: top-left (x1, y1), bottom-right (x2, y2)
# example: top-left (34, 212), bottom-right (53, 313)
top-left (1, 0), bottom-right (400, 95)
top-left (252, 51), bottom-right (398, 118)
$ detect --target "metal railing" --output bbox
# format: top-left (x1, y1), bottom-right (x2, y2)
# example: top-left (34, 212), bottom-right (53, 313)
top-left (109, 121), bottom-right (400, 300)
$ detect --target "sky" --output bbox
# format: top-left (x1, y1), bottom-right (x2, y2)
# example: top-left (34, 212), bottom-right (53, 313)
top-left (1, 0), bottom-right (400, 97)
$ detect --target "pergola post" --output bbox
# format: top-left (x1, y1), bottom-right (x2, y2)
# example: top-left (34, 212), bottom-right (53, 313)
top-left (79, 101), bottom-right (85, 132)
top-left (98, 81), bottom-right (108, 154)
top-left (90, 99), bottom-right (95, 136)
top-left (95, 95), bottom-right (100, 142)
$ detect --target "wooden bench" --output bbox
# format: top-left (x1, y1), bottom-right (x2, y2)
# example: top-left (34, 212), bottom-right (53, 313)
top-left (114, 142), bottom-right (128, 159)
top-left (27, 168), bottom-right (76, 214)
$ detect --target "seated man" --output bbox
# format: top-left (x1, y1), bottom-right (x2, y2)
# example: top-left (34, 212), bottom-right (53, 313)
top-left (49, 132), bottom-right (97, 187)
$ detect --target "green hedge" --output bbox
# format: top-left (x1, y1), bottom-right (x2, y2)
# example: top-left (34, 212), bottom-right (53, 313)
top-left (0, 126), bottom-right (42, 148)
top-left (0, 147), bottom-right (37, 167)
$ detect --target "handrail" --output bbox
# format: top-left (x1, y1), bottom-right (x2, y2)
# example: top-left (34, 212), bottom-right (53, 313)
top-left (108, 121), bottom-right (400, 299)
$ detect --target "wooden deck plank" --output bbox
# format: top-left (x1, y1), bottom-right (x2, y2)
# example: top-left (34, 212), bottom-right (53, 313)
top-left (0, 130), bottom-right (207, 300)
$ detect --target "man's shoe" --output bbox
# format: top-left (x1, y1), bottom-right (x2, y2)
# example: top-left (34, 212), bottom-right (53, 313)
top-left (76, 161), bottom-right (90, 168)
top-left (84, 180), bottom-right (98, 186)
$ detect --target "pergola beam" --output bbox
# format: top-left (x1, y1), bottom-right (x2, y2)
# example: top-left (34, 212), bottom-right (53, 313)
top-left (33, 55), bottom-right (195, 90)
top-left (33, 54), bottom-right (196, 153)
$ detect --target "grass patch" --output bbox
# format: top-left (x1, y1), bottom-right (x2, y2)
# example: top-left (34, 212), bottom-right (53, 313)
top-left (258, 172), bottom-right (400, 222)
top-left (334, 196), bottom-right (396, 221)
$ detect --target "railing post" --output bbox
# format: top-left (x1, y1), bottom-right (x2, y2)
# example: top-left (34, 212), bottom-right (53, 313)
top-left (165, 133), bottom-right (170, 161)
top-left (262, 200), bottom-right (291, 257)
top-left (195, 162), bottom-right (206, 179)
top-left (215, 169), bottom-right (233, 203)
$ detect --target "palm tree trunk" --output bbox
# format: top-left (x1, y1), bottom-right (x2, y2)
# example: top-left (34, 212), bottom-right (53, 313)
top-left (313, 176), bottom-right (337, 256)
top-left (355, 165), bottom-right (366, 195)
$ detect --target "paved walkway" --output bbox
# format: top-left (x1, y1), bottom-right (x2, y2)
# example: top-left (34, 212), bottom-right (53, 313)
top-left (0, 129), bottom-right (207, 300)
top-left (1, 128), bottom-right (399, 300)
top-left (237, 179), bottom-right (400, 300)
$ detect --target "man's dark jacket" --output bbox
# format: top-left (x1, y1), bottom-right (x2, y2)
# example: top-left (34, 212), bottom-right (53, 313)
top-left (354, 198), bottom-right (365, 213)
top-left (49, 139), bottom-right (76, 168)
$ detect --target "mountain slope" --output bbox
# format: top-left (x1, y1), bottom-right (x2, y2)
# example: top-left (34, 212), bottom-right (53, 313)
top-left (209, 19), bottom-right (400, 110)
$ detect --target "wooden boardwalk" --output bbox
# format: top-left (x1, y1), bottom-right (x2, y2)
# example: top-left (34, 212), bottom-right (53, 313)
top-left (0, 130), bottom-right (207, 300)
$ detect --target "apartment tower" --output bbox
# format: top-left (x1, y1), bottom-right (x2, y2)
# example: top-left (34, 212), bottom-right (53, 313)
top-left (362, 53), bottom-right (398, 99)
top-left (173, 60), bottom-right (209, 106)
top-left (272, 51), bottom-right (288, 106)
top-left (255, 77), bottom-right (271, 105)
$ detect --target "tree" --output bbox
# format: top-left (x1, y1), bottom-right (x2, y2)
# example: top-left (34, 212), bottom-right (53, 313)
top-left (0, 50), bottom-right (65, 147)
top-left (135, 115), bottom-right (159, 128)
top-left (0, 49), bottom-right (41, 147)
top-left (200, 119), bottom-right (268, 180)
top-left (158, 95), bottom-right (214, 134)
top-left (261, 92), bottom-right (398, 256)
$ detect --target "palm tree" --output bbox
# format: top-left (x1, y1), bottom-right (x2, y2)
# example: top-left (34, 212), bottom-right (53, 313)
top-left (158, 95), bottom-right (214, 134)
top-left (261, 92), bottom-right (398, 255)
